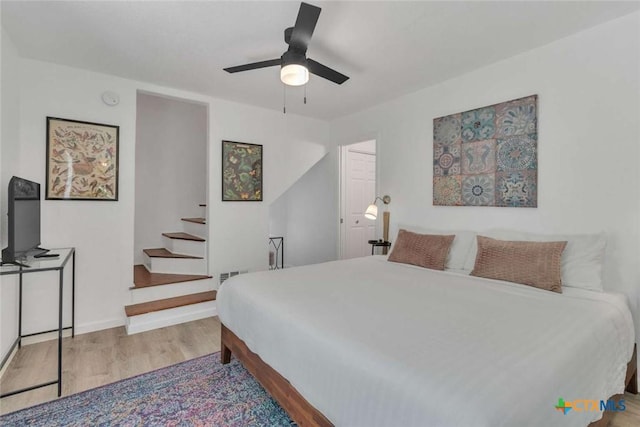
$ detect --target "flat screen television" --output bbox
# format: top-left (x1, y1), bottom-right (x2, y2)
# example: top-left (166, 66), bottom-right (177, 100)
top-left (1, 176), bottom-right (43, 266)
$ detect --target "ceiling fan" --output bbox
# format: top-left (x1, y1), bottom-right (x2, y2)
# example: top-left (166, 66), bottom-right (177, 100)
top-left (224, 2), bottom-right (349, 87)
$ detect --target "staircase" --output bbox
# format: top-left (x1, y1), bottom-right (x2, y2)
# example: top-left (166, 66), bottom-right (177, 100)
top-left (126, 207), bottom-right (216, 334)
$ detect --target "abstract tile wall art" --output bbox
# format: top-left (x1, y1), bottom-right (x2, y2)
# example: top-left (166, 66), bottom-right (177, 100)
top-left (222, 140), bottom-right (263, 201)
top-left (433, 95), bottom-right (537, 207)
top-left (46, 117), bottom-right (119, 201)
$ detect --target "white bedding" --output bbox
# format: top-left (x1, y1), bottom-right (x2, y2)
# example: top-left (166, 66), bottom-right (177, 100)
top-left (218, 256), bottom-right (635, 427)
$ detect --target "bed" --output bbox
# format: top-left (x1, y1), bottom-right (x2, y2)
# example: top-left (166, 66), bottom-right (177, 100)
top-left (218, 255), bottom-right (637, 427)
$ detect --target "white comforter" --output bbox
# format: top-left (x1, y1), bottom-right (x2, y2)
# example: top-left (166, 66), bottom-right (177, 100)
top-left (218, 256), bottom-right (634, 427)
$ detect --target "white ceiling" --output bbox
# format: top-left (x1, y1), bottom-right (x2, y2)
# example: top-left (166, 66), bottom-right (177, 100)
top-left (2, 1), bottom-right (639, 120)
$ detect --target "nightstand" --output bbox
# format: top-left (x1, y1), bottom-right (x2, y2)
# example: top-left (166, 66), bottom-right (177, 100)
top-left (368, 240), bottom-right (391, 255)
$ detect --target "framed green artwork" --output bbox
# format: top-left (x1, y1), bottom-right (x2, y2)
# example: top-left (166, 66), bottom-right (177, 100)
top-left (222, 140), bottom-right (263, 201)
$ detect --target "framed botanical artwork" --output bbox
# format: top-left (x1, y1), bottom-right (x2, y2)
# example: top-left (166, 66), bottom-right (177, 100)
top-left (222, 140), bottom-right (263, 201)
top-left (46, 117), bottom-right (119, 201)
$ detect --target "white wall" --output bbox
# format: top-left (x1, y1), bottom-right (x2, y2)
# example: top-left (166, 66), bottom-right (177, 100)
top-left (331, 12), bottom-right (640, 339)
top-left (206, 99), bottom-right (330, 278)
top-left (0, 56), bottom-right (330, 359)
top-left (269, 152), bottom-right (338, 267)
top-left (0, 26), bottom-right (22, 362)
top-left (268, 194), bottom-right (288, 256)
top-left (1, 28), bottom-right (21, 244)
top-left (17, 59), bottom-right (138, 336)
top-left (134, 93), bottom-right (207, 264)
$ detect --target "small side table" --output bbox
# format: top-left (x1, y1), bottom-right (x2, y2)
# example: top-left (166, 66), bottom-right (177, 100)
top-left (368, 240), bottom-right (391, 255)
top-left (0, 248), bottom-right (75, 398)
top-left (268, 237), bottom-right (284, 270)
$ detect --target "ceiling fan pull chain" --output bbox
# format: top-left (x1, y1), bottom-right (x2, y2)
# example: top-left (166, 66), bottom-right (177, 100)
top-left (304, 85), bottom-right (307, 105)
top-left (283, 84), bottom-right (287, 114)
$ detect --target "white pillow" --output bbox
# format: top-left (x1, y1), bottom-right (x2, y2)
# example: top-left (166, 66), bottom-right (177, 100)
top-left (395, 224), bottom-right (476, 271)
top-left (464, 229), bottom-right (607, 291)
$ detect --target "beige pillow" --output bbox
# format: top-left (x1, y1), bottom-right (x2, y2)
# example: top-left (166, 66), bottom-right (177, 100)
top-left (396, 224), bottom-right (477, 270)
top-left (388, 229), bottom-right (455, 270)
top-left (472, 229), bottom-right (606, 291)
top-left (471, 236), bottom-right (567, 293)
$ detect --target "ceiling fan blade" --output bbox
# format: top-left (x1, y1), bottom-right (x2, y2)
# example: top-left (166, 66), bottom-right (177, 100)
top-left (288, 2), bottom-right (321, 53)
top-left (307, 59), bottom-right (349, 85)
top-left (224, 59), bottom-right (281, 73)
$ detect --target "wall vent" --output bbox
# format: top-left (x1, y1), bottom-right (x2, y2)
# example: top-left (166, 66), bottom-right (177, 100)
top-left (219, 270), bottom-right (248, 285)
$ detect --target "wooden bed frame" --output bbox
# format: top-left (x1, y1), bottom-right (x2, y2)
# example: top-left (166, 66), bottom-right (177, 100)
top-left (221, 324), bottom-right (637, 427)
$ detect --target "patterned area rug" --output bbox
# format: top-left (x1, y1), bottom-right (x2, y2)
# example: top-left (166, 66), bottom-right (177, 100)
top-left (1, 353), bottom-right (294, 426)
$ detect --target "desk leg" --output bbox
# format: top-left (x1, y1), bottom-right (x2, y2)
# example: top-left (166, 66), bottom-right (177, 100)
top-left (18, 272), bottom-right (23, 348)
top-left (72, 250), bottom-right (75, 338)
top-left (57, 268), bottom-right (64, 397)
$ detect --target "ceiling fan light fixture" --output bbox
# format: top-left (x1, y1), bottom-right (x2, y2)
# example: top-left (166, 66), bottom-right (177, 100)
top-left (281, 51), bottom-right (308, 86)
top-left (224, 3), bottom-right (349, 86)
top-left (281, 63), bottom-right (309, 86)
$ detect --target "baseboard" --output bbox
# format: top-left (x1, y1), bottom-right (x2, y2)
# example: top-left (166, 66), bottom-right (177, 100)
top-left (74, 317), bottom-right (125, 335)
top-left (20, 329), bottom-right (74, 346)
top-left (17, 318), bottom-right (125, 346)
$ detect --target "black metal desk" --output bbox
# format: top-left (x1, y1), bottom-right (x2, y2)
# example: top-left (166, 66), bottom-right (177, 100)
top-left (0, 248), bottom-right (75, 398)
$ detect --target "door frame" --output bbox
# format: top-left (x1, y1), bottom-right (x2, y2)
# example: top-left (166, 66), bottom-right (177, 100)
top-left (338, 140), bottom-right (377, 259)
top-left (135, 90), bottom-right (211, 273)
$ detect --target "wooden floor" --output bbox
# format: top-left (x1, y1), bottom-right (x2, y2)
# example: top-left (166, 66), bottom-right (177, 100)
top-left (142, 248), bottom-right (202, 259)
top-left (181, 217), bottom-right (206, 224)
top-left (132, 264), bottom-right (210, 289)
top-left (0, 317), bottom-right (639, 426)
top-left (0, 317), bottom-right (220, 415)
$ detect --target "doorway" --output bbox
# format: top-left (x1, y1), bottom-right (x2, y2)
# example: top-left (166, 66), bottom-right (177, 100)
top-left (134, 92), bottom-right (208, 267)
top-left (339, 140), bottom-right (376, 259)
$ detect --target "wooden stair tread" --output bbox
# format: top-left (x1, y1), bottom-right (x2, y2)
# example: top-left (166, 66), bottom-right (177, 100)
top-left (181, 217), bottom-right (206, 224)
top-left (143, 248), bottom-right (203, 259)
top-left (132, 265), bottom-right (211, 289)
top-left (125, 291), bottom-right (216, 317)
top-left (162, 232), bottom-right (205, 242)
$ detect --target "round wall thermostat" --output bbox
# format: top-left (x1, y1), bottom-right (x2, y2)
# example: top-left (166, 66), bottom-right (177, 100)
top-left (101, 91), bottom-right (120, 106)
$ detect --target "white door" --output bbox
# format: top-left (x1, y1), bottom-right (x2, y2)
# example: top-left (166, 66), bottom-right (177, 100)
top-left (345, 149), bottom-right (376, 259)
